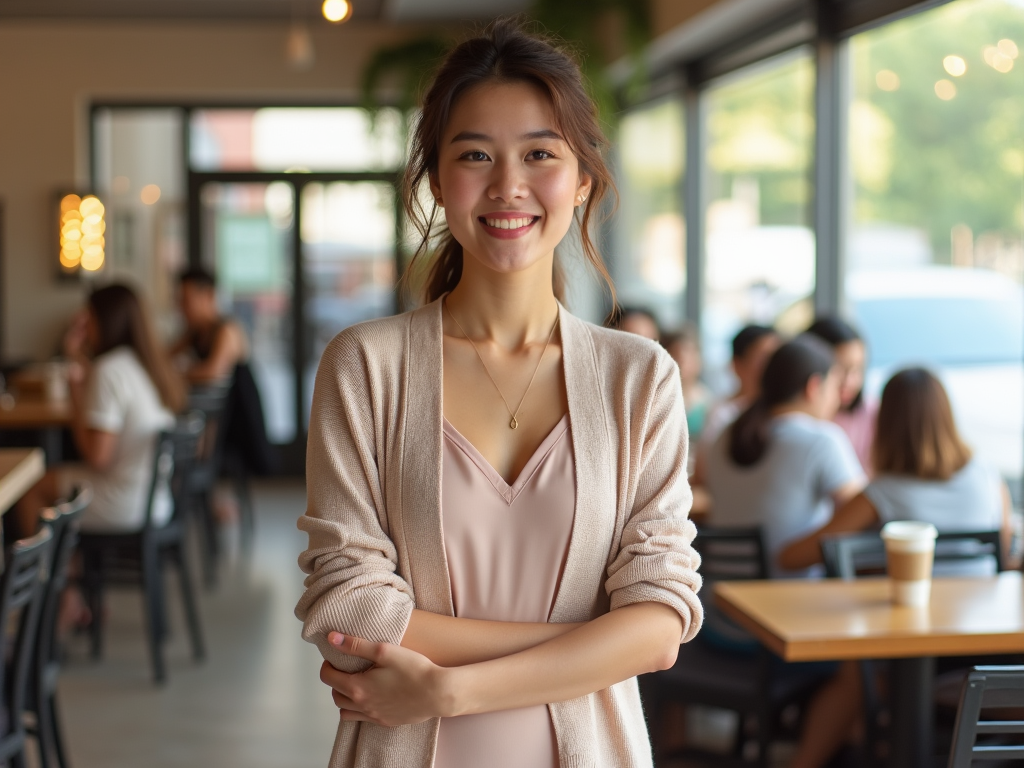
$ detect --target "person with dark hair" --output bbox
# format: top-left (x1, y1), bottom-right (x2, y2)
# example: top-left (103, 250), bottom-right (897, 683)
top-left (663, 325), bottom-right (711, 442)
top-left (15, 283), bottom-right (184, 536)
top-left (707, 336), bottom-right (865, 570)
top-left (298, 19), bottom-right (702, 768)
top-left (779, 367), bottom-right (1014, 571)
top-left (806, 316), bottom-right (876, 472)
top-left (171, 267), bottom-right (248, 385)
top-left (609, 305), bottom-right (660, 341)
top-left (707, 336), bottom-right (866, 768)
top-left (691, 323), bottom-right (780, 485)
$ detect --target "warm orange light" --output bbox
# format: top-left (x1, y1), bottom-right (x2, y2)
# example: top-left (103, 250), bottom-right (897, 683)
top-left (59, 194), bottom-right (104, 273)
top-left (322, 0), bottom-right (352, 23)
top-left (140, 184), bottom-right (161, 205)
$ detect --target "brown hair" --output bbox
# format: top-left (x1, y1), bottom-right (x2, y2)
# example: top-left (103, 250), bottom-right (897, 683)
top-left (401, 17), bottom-right (616, 305)
top-left (873, 367), bottom-right (971, 480)
top-left (88, 284), bottom-right (186, 414)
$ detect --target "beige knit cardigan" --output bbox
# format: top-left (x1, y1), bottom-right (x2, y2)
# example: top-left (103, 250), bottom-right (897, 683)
top-left (296, 298), bottom-right (703, 768)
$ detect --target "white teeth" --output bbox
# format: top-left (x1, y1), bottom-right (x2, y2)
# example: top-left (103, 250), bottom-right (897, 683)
top-left (485, 217), bottom-right (534, 230)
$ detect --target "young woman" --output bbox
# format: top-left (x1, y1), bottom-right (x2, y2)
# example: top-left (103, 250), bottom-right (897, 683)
top-left (295, 21), bottom-right (702, 768)
top-left (806, 316), bottom-right (876, 473)
top-left (779, 367), bottom-right (1014, 572)
top-left (16, 284), bottom-right (184, 536)
top-left (706, 336), bottom-right (866, 768)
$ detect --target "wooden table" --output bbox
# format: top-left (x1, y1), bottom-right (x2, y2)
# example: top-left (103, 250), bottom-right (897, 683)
top-left (716, 574), bottom-right (1024, 768)
top-left (0, 398), bottom-right (73, 463)
top-left (0, 448), bottom-right (46, 514)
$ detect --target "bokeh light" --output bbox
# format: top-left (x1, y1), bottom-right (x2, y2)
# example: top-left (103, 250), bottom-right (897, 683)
top-left (934, 79), bottom-right (957, 100)
top-left (876, 69), bottom-right (900, 91)
top-left (59, 194), bottom-right (104, 272)
top-left (140, 184), bottom-right (161, 205)
top-left (943, 55), bottom-right (967, 76)
top-left (322, 0), bottom-right (351, 23)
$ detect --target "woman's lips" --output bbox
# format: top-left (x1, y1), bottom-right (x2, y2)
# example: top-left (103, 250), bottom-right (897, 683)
top-left (478, 215), bottom-right (540, 239)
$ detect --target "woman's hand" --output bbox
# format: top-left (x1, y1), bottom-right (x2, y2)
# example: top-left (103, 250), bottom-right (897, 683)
top-left (320, 631), bottom-right (458, 726)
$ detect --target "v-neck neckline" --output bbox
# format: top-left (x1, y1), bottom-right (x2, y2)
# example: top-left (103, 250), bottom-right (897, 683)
top-left (442, 414), bottom-right (570, 504)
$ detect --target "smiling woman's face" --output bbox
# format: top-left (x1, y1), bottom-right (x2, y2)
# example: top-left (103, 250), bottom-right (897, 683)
top-left (430, 80), bottom-right (592, 277)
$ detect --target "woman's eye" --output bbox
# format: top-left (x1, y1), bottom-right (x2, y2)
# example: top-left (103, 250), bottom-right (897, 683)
top-left (528, 150), bottom-right (555, 160)
top-left (461, 151), bottom-right (488, 161)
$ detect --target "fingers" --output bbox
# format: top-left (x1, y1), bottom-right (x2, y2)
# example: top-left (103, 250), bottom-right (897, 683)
top-left (327, 631), bottom-right (387, 665)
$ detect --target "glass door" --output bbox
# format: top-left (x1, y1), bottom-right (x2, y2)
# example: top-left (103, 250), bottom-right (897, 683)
top-left (199, 181), bottom-right (298, 446)
top-left (300, 181), bottom-right (397, 426)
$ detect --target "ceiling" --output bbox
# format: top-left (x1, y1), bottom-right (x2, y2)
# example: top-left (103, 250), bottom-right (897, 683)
top-left (0, 0), bottom-right (531, 21)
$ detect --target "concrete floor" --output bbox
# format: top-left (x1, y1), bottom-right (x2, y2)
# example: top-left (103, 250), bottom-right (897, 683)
top-left (53, 480), bottom-right (338, 768)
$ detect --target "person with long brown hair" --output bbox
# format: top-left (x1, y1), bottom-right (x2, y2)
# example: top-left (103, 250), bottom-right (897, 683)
top-left (15, 283), bottom-right (185, 536)
top-left (779, 367), bottom-right (1013, 571)
top-left (296, 19), bottom-right (702, 768)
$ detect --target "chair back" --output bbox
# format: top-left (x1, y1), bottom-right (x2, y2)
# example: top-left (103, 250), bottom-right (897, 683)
top-left (948, 665), bottom-right (1024, 767)
top-left (0, 526), bottom-right (54, 750)
top-left (187, 384), bottom-right (231, 470)
top-left (822, 530), bottom-right (1004, 580)
top-left (692, 527), bottom-right (768, 652)
top-left (143, 412), bottom-right (206, 529)
top-left (37, 485), bottom-right (91, 672)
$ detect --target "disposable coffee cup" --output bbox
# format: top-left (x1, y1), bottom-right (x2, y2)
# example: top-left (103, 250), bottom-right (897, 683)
top-left (881, 521), bottom-right (938, 607)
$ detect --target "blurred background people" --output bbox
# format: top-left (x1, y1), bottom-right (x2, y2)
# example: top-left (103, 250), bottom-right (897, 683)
top-left (706, 336), bottom-right (867, 768)
top-left (15, 284), bottom-right (184, 537)
top-left (171, 267), bottom-right (248, 385)
top-left (608, 305), bottom-right (661, 341)
top-left (806, 316), bottom-right (876, 473)
top-left (780, 367), bottom-right (1016, 572)
top-left (664, 325), bottom-right (711, 443)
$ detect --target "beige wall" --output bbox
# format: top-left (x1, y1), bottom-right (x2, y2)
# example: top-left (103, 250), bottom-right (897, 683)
top-left (0, 19), bottom-right (417, 362)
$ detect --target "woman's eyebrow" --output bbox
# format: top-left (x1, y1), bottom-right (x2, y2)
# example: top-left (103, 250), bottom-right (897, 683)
top-left (449, 129), bottom-right (565, 143)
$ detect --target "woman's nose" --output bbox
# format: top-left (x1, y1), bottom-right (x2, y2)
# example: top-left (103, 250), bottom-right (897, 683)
top-left (487, 158), bottom-right (527, 202)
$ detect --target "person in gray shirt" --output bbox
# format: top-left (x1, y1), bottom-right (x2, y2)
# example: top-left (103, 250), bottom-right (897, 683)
top-left (780, 367), bottom-right (1014, 572)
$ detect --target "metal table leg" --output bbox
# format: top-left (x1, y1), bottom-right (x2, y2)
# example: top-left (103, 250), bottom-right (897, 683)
top-left (890, 656), bottom-right (935, 768)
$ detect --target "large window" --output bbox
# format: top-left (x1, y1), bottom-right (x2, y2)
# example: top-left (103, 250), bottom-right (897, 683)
top-left (702, 50), bottom-right (816, 391)
top-left (612, 97), bottom-right (686, 330)
top-left (845, 0), bottom-right (1024, 486)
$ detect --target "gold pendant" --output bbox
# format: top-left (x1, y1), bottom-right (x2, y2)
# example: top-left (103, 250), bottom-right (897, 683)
top-left (509, 416), bottom-right (518, 429)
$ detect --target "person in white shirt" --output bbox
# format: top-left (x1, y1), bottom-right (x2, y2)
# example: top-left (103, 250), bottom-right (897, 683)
top-left (706, 335), bottom-right (866, 768)
top-left (780, 367), bottom-right (1015, 572)
top-left (15, 284), bottom-right (184, 536)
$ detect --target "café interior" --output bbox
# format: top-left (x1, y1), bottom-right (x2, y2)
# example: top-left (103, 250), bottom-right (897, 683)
top-left (1, 0), bottom-right (1024, 766)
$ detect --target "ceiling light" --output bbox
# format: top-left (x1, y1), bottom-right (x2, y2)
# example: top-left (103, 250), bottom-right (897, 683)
top-left (59, 193), bottom-right (104, 273)
top-left (322, 0), bottom-right (352, 23)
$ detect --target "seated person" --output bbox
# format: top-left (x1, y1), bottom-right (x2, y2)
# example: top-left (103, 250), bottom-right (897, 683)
top-left (706, 336), bottom-right (867, 768)
top-left (663, 325), bottom-right (711, 443)
top-left (691, 324), bottom-right (780, 486)
top-left (779, 367), bottom-right (1015, 572)
top-left (607, 305), bottom-right (660, 341)
top-left (806, 316), bottom-right (877, 474)
top-left (170, 267), bottom-right (248, 384)
top-left (16, 284), bottom-right (184, 537)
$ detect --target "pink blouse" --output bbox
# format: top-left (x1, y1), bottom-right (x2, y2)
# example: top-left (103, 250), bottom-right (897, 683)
top-left (434, 415), bottom-right (576, 768)
top-left (833, 400), bottom-right (878, 474)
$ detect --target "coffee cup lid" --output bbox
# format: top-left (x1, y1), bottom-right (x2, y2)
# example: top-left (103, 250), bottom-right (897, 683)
top-left (881, 520), bottom-right (938, 542)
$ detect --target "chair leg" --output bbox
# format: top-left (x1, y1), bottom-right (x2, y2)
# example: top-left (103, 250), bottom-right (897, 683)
top-left (49, 692), bottom-right (71, 768)
top-left (232, 466), bottom-right (255, 558)
top-left (174, 546), bottom-right (206, 662)
top-left (11, 747), bottom-right (28, 768)
top-left (198, 492), bottom-right (219, 589)
top-left (82, 572), bottom-right (104, 661)
top-left (141, 550), bottom-right (166, 684)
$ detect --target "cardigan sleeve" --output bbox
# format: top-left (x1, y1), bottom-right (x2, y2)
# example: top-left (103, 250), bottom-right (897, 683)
top-left (604, 353), bottom-right (704, 643)
top-left (295, 334), bottom-right (415, 672)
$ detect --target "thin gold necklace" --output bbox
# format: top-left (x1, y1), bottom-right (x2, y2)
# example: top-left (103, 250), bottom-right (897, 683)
top-left (444, 298), bottom-right (558, 430)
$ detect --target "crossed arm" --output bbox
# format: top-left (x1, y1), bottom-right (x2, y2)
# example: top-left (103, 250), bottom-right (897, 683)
top-left (319, 602), bottom-right (683, 726)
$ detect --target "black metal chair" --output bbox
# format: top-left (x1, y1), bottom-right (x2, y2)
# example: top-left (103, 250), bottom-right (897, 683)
top-left (649, 527), bottom-right (826, 767)
top-left (948, 666), bottom-right (1024, 767)
top-left (0, 526), bottom-right (55, 768)
top-left (26, 485), bottom-right (91, 768)
top-left (79, 413), bottom-right (207, 684)
top-left (821, 529), bottom-right (1004, 580)
top-left (186, 384), bottom-right (231, 587)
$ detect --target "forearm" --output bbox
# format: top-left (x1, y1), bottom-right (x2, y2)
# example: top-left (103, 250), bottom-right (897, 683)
top-left (778, 534), bottom-right (823, 571)
top-left (402, 609), bottom-right (583, 667)
top-left (446, 602), bottom-right (682, 716)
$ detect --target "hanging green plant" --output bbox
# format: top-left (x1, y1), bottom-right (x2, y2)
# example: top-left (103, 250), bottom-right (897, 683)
top-left (359, 0), bottom-right (652, 130)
